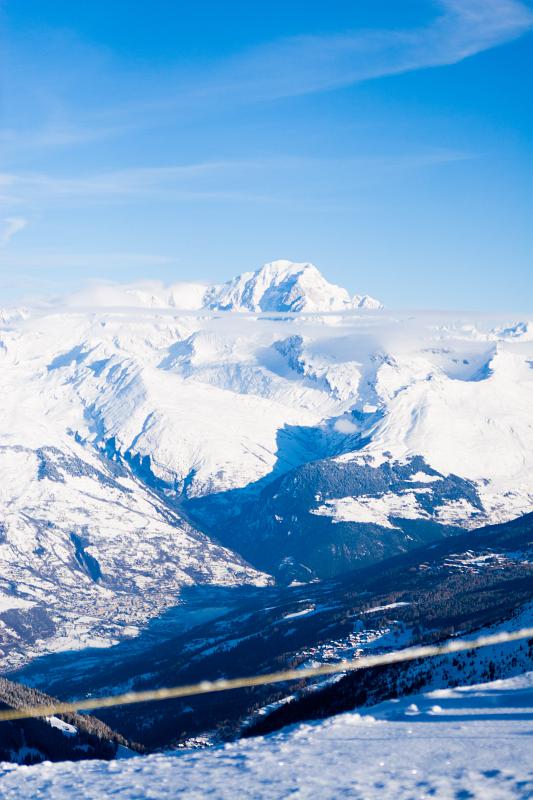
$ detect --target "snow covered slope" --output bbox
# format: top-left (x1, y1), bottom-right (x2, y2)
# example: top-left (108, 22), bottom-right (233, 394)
top-left (1, 672), bottom-right (532, 799)
top-left (5, 301), bottom-right (531, 509)
top-left (0, 439), bottom-right (267, 670)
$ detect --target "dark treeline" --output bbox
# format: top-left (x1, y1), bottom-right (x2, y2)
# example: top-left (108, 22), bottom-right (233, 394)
top-left (0, 676), bottom-right (142, 764)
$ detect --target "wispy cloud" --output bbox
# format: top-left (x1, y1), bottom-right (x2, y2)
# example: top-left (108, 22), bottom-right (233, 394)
top-left (0, 217), bottom-right (28, 246)
top-left (0, 124), bottom-right (128, 152)
top-left (193, 0), bottom-right (533, 103)
top-left (3, 1), bottom-right (531, 151)
top-left (73, 0), bottom-right (533, 119)
top-left (0, 149), bottom-right (473, 210)
top-left (0, 161), bottom-right (279, 206)
top-left (0, 251), bottom-right (177, 271)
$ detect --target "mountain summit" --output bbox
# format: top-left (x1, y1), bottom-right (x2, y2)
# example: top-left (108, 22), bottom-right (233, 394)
top-left (206, 260), bottom-right (382, 313)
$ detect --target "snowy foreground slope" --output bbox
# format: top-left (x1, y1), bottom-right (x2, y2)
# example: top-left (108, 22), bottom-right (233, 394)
top-left (1, 259), bottom-right (533, 662)
top-left (1, 672), bottom-right (532, 799)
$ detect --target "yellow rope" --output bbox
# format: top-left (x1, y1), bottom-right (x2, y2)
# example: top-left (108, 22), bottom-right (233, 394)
top-left (0, 626), bottom-right (531, 723)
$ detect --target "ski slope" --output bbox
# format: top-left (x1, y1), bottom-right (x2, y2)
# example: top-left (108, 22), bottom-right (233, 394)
top-left (1, 672), bottom-right (532, 798)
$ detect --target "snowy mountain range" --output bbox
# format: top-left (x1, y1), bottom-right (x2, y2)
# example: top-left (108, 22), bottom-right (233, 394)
top-left (1, 259), bottom-right (533, 666)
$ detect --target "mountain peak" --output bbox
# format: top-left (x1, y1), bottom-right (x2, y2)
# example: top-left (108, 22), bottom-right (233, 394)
top-left (207, 260), bottom-right (382, 313)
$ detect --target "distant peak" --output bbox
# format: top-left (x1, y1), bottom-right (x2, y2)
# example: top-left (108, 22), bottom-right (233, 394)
top-left (207, 260), bottom-right (383, 313)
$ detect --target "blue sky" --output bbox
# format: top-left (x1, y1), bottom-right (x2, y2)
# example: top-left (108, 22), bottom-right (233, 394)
top-left (1, 0), bottom-right (532, 309)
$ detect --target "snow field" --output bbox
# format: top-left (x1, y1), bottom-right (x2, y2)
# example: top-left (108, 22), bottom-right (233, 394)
top-left (1, 672), bottom-right (532, 799)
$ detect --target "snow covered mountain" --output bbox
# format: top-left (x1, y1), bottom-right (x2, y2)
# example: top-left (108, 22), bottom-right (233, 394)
top-left (205, 260), bottom-right (382, 312)
top-left (1, 261), bottom-right (533, 665)
top-left (64, 259), bottom-right (382, 312)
